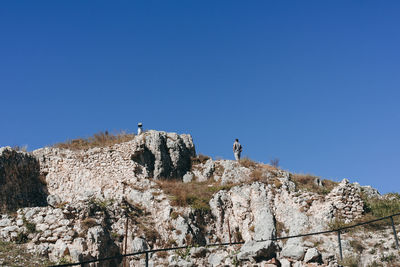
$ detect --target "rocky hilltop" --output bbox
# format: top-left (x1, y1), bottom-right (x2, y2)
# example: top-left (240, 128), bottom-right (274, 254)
top-left (0, 130), bottom-right (399, 267)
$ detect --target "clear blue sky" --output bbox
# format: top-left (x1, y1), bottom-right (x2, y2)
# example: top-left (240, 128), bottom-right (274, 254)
top-left (1, 1), bottom-right (399, 194)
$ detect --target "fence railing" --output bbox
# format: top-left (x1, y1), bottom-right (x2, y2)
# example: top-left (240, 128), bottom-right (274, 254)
top-left (49, 212), bottom-right (400, 267)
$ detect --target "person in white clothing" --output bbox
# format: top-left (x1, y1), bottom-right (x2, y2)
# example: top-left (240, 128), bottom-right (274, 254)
top-left (137, 123), bottom-right (143, 135)
top-left (233, 139), bottom-right (242, 161)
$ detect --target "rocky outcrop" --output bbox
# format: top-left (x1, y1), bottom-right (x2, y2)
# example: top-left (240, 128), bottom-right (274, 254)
top-left (130, 130), bottom-right (195, 179)
top-left (1, 130), bottom-right (396, 266)
top-left (33, 130), bottom-right (195, 203)
top-left (0, 147), bottom-right (47, 212)
top-left (210, 182), bottom-right (276, 243)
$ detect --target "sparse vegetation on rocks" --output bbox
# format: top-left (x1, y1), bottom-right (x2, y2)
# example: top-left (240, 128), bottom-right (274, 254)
top-left (54, 130), bottom-right (135, 150)
top-left (291, 173), bottom-right (337, 195)
top-left (2, 130), bottom-right (400, 266)
top-left (156, 179), bottom-right (236, 211)
top-left (0, 240), bottom-right (55, 266)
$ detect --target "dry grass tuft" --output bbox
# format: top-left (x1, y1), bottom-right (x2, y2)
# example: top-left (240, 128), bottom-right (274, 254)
top-left (54, 131), bottom-right (135, 150)
top-left (291, 174), bottom-right (337, 195)
top-left (0, 240), bottom-right (55, 266)
top-left (358, 193), bottom-right (400, 230)
top-left (156, 179), bottom-right (236, 211)
top-left (275, 219), bottom-right (287, 236)
top-left (248, 164), bottom-right (280, 188)
top-left (81, 217), bottom-right (97, 231)
top-left (239, 157), bottom-right (258, 169)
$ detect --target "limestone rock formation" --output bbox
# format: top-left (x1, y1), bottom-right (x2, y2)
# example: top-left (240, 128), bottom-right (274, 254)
top-left (0, 130), bottom-right (397, 266)
top-left (130, 130), bottom-right (195, 179)
top-left (33, 130), bottom-right (195, 203)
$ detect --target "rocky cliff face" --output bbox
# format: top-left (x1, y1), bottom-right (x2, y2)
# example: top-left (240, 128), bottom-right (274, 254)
top-left (32, 130), bottom-right (195, 203)
top-left (0, 131), bottom-right (398, 267)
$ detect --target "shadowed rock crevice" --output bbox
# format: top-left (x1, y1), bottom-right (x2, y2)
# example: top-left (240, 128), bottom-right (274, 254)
top-left (0, 147), bottom-right (48, 212)
top-left (131, 144), bottom-right (156, 175)
top-left (131, 130), bottom-right (195, 179)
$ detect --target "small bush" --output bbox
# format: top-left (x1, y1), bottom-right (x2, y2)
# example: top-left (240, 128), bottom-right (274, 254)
top-left (23, 217), bottom-right (36, 233)
top-left (176, 246), bottom-right (191, 260)
top-left (270, 158), bottom-right (280, 168)
top-left (14, 232), bottom-right (28, 244)
top-left (54, 130), bottom-right (135, 150)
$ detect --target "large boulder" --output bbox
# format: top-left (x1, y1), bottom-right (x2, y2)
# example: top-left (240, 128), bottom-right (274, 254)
top-left (237, 240), bottom-right (276, 262)
top-left (129, 130), bottom-right (196, 179)
top-left (281, 244), bottom-right (306, 261)
top-left (210, 182), bottom-right (276, 243)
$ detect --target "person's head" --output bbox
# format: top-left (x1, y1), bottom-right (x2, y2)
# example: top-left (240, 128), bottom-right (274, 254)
top-left (235, 139), bottom-right (239, 142)
top-left (138, 122), bottom-right (143, 127)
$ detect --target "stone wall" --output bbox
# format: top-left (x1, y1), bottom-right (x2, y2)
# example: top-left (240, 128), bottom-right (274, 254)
top-left (326, 179), bottom-right (364, 222)
top-left (32, 130), bottom-right (195, 203)
top-left (0, 147), bottom-right (47, 212)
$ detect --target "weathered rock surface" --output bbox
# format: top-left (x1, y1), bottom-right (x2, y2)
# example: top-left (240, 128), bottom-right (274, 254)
top-left (237, 240), bottom-right (276, 262)
top-left (33, 130), bottom-right (195, 203)
top-left (210, 182), bottom-right (276, 243)
top-left (1, 130), bottom-right (395, 266)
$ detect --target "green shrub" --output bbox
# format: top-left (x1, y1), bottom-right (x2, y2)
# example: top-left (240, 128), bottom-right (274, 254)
top-left (14, 232), bottom-right (28, 244)
top-left (364, 195), bottom-right (400, 219)
top-left (380, 253), bottom-right (397, 262)
top-left (23, 217), bottom-right (36, 233)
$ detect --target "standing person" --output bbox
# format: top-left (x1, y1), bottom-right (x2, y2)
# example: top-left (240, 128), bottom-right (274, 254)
top-left (233, 139), bottom-right (242, 161)
top-left (137, 122), bottom-right (143, 135)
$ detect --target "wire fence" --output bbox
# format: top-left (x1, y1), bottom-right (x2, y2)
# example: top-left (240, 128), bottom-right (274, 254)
top-left (49, 212), bottom-right (400, 267)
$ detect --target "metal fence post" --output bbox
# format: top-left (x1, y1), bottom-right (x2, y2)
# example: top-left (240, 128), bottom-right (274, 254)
top-left (390, 216), bottom-right (399, 249)
top-left (227, 219), bottom-right (232, 244)
top-left (124, 217), bottom-right (129, 267)
top-left (145, 251), bottom-right (149, 267)
top-left (337, 230), bottom-right (343, 261)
